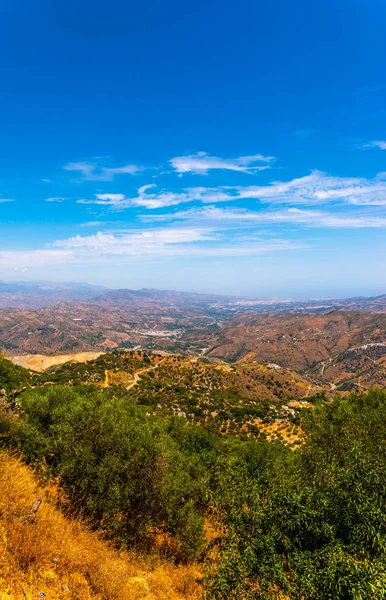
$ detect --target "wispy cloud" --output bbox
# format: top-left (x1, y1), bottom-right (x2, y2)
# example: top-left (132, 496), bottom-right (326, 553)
top-left (228, 171), bottom-right (386, 206)
top-left (80, 221), bottom-right (109, 227)
top-left (63, 161), bottom-right (142, 181)
top-left (45, 197), bottom-right (67, 202)
top-left (0, 249), bottom-right (73, 269)
top-left (132, 185), bottom-right (234, 209)
top-left (0, 196), bottom-right (14, 203)
top-left (50, 227), bottom-right (303, 259)
top-left (77, 186), bottom-right (232, 210)
top-left (54, 228), bottom-right (217, 250)
top-left (363, 140), bottom-right (386, 150)
top-left (78, 193), bottom-right (129, 206)
top-left (143, 205), bottom-right (386, 229)
top-left (75, 171), bottom-right (386, 211)
top-left (170, 151), bottom-right (274, 175)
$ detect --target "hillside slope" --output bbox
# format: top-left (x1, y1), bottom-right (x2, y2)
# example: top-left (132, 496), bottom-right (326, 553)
top-left (0, 452), bottom-right (200, 600)
top-left (31, 350), bottom-right (324, 440)
top-left (208, 310), bottom-right (386, 389)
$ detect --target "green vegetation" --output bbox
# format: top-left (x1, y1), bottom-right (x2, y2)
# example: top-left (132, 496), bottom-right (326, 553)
top-left (204, 389), bottom-right (386, 599)
top-left (22, 350), bottom-right (314, 439)
top-left (4, 384), bottom-right (215, 560)
top-left (0, 351), bottom-right (385, 598)
top-left (0, 352), bottom-right (32, 392)
top-left (128, 357), bottom-right (311, 438)
top-left (39, 349), bottom-right (155, 385)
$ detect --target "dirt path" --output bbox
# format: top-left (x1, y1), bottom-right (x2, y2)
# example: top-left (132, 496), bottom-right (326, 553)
top-left (126, 359), bottom-right (165, 390)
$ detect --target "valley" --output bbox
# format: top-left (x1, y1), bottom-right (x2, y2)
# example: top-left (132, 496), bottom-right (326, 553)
top-left (1, 287), bottom-right (385, 393)
top-left (1, 286), bottom-right (386, 444)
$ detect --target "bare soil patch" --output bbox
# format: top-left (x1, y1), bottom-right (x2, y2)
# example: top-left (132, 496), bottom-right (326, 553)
top-left (10, 351), bottom-right (104, 372)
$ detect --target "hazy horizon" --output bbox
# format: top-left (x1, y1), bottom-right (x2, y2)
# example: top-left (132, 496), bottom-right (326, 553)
top-left (0, 276), bottom-right (384, 302)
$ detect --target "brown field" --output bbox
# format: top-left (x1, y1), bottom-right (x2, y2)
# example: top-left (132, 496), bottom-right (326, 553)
top-left (9, 352), bottom-right (104, 372)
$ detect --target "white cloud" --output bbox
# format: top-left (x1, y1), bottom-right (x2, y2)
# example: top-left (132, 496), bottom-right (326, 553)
top-left (364, 140), bottom-right (386, 150)
top-left (170, 151), bottom-right (274, 175)
top-left (45, 197), bottom-right (67, 202)
top-left (76, 171), bottom-right (386, 211)
top-left (0, 197), bottom-right (14, 203)
top-left (63, 161), bottom-right (141, 181)
top-left (80, 221), bottom-right (107, 227)
top-left (133, 186), bottom-right (232, 209)
top-left (230, 171), bottom-right (386, 206)
top-left (50, 227), bottom-right (303, 259)
top-left (78, 193), bottom-right (129, 207)
top-left (54, 228), bottom-right (217, 251)
top-left (143, 205), bottom-right (386, 229)
top-left (192, 171), bottom-right (386, 207)
top-left (0, 249), bottom-right (73, 269)
top-left (77, 186), bottom-right (232, 210)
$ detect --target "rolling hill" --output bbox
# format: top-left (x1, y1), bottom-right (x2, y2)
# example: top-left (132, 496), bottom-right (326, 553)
top-left (208, 310), bottom-right (386, 390)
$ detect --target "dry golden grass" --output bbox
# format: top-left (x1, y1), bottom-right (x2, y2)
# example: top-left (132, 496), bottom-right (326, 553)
top-left (0, 453), bottom-right (201, 600)
top-left (10, 353), bottom-right (103, 373)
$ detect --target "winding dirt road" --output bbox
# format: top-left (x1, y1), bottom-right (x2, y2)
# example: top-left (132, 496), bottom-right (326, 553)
top-left (126, 359), bottom-right (165, 390)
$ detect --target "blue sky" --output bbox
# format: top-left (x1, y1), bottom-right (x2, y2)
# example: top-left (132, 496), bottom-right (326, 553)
top-left (1, 0), bottom-right (386, 298)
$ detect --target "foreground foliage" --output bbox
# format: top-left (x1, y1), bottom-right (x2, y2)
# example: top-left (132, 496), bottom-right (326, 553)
top-left (204, 389), bottom-right (386, 599)
top-left (5, 385), bottom-right (216, 560)
top-left (1, 350), bottom-right (385, 598)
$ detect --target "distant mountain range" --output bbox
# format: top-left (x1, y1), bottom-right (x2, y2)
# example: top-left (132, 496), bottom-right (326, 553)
top-left (0, 280), bottom-right (385, 312)
top-left (1, 281), bottom-right (386, 392)
top-left (0, 281), bottom-right (107, 308)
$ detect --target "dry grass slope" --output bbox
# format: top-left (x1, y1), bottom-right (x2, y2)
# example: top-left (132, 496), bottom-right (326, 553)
top-left (0, 453), bottom-right (201, 600)
top-left (10, 353), bottom-right (104, 373)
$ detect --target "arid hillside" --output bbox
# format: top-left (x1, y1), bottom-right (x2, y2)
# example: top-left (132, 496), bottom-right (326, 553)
top-left (11, 351), bottom-right (103, 372)
top-left (0, 286), bottom-right (385, 359)
top-left (0, 452), bottom-right (200, 600)
top-left (208, 310), bottom-right (386, 389)
top-left (0, 301), bottom-right (220, 355)
top-left (3, 307), bottom-right (386, 391)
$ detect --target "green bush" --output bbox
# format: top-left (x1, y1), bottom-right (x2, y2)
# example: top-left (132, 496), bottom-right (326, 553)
top-left (204, 389), bottom-right (386, 599)
top-left (11, 385), bottom-right (212, 559)
top-left (0, 352), bottom-right (32, 392)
